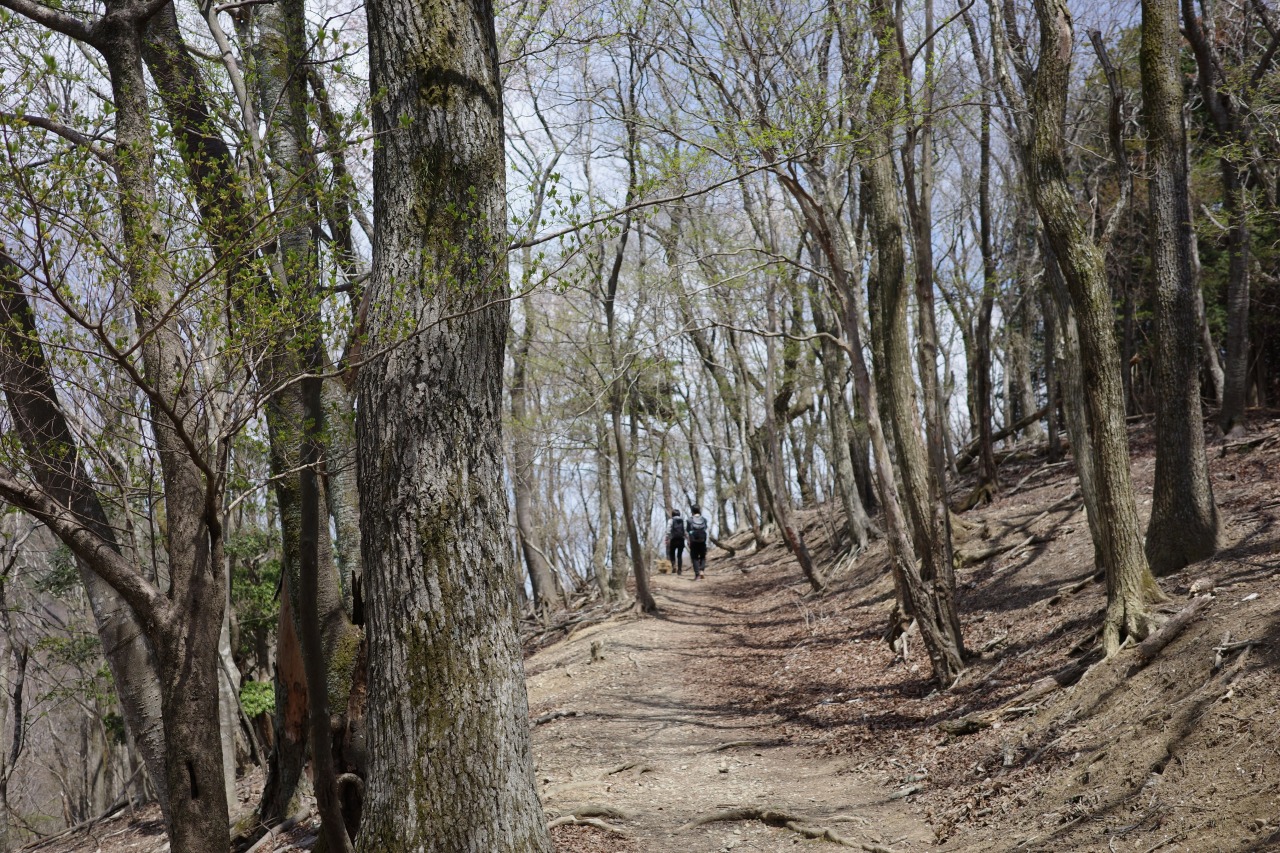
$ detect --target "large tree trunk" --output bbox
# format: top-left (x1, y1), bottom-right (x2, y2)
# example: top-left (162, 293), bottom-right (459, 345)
top-left (1139, 0), bottom-right (1221, 575)
top-left (357, 0), bottom-right (552, 843)
top-left (1026, 0), bottom-right (1160, 654)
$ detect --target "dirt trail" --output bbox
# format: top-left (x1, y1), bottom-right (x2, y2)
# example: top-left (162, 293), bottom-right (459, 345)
top-left (527, 570), bottom-right (933, 852)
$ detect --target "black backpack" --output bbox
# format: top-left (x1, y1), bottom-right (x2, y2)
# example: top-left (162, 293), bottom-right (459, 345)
top-left (669, 517), bottom-right (685, 541)
top-left (687, 515), bottom-right (708, 544)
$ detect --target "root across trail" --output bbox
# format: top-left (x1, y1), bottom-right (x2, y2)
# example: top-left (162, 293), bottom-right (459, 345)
top-left (525, 572), bottom-right (933, 852)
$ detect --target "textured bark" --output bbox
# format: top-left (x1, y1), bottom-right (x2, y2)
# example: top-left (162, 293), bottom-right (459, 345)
top-left (1139, 0), bottom-right (1221, 575)
top-left (1043, 250), bottom-right (1105, 564)
top-left (357, 0), bottom-right (552, 843)
top-left (900, 0), bottom-right (959, 583)
top-left (1026, 0), bottom-right (1159, 654)
top-left (252, 0), bottom-right (364, 833)
top-left (108, 26), bottom-right (230, 846)
top-left (864, 1), bottom-right (964, 681)
top-left (299, 374), bottom-right (354, 853)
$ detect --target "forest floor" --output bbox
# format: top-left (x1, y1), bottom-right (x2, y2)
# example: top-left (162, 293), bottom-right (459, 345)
top-left (20, 413), bottom-right (1280, 853)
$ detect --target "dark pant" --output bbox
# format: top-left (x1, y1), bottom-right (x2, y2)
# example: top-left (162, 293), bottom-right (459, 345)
top-left (667, 538), bottom-right (685, 572)
top-left (689, 541), bottom-right (707, 574)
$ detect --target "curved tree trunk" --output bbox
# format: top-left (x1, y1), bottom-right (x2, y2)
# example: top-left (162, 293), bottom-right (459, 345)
top-left (357, 0), bottom-right (552, 843)
top-left (1139, 0), bottom-right (1221, 575)
top-left (1026, 0), bottom-right (1160, 654)
top-left (0, 253), bottom-right (170, 822)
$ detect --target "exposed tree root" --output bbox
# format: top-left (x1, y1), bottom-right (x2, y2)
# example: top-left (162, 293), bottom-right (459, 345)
top-left (706, 738), bottom-right (776, 752)
top-left (550, 803), bottom-right (633, 821)
top-left (677, 807), bottom-right (895, 850)
top-left (546, 815), bottom-right (632, 836)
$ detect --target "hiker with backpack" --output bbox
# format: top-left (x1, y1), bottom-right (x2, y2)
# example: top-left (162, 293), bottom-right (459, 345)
top-left (666, 509), bottom-right (687, 575)
top-left (686, 505), bottom-right (709, 579)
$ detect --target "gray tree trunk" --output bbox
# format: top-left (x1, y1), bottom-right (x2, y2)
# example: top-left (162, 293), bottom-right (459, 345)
top-left (511, 304), bottom-right (562, 613)
top-left (1139, 0), bottom-right (1221, 574)
top-left (863, 0), bottom-right (965, 681)
top-left (1027, 0), bottom-right (1161, 654)
top-left (357, 0), bottom-right (552, 843)
top-left (812, 298), bottom-right (873, 552)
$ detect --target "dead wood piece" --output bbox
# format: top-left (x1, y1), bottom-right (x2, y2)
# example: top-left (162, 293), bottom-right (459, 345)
top-left (533, 708), bottom-right (581, 725)
top-left (546, 815), bottom-right (632, 836)
top-left (604, 761), bottom-right (655, 776)
top-left (1010, 661), bottom-right (1090, 705)
top-left (980, 635), bottom-right (1009, 653)
top-left (1059, 574), bottom-right (1101, 596)
top-left (955, 480), bottom-right (997, 513)
top-left (938, 714), bottom-right (992, 736)
top-left (242, 808), bottom-right (313, 853)
top-left (957, 534), bottom-right (1049, 567)
top-left (1219, 433), bottom-right (1275, 455)
top-left (1134, 597), bottom-right (1210, 667)
top-left (956, 405), bottom-right (1050, 472)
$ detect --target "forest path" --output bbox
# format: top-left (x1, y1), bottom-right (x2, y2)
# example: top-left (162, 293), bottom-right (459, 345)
top-left (526, 566), bottom-right (934, 852)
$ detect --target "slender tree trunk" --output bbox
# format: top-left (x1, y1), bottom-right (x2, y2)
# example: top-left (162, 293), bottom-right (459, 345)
top-left (864, 4), bottom-right (964, 676)
top-left (763, 298), bottom-right (822, 591)
top-left (357, 0), bottom-right (552, 842)
top-left (511, 305), bottom-right (562, 613)
top-left (1027, 0), bottom-right (1161, 654)
top-left (1218, 160), bottom-right (1251, 435)
top-left (975, 98), bottom-right (1000, 487)
top-left (812, 298), bottom-right (873, 552)
top-left (0, 251), bottom-right (171, 823)
top-left (1139, 0), bottom-right (1221, 574)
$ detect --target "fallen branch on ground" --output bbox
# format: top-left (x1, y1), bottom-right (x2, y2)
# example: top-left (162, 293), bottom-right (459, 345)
top-left (550, 804), bottom-right (633, 821)
top-left (956, 533), bottom-right (1049, 567)
top-left (243, 808), bottom-right (313, 853)
top-left (940, 661), bottom-right (1091, 737)
top-left (1133, 597), bottom-right (1210, 668)
top-left (604, 761), bottom-right (655, 776)
top-left (532, 709), bottom-right (581, 725)
top-left (1219, 433), bottom-right (1276, 455)
top-left (955, 405), bottom-right (1050, 472)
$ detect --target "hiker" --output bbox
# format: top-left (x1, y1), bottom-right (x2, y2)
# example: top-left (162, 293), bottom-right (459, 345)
top-left (687, 504), bottom-right (709, 580)
top-left (666, 509), bottom-right (686, 575)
